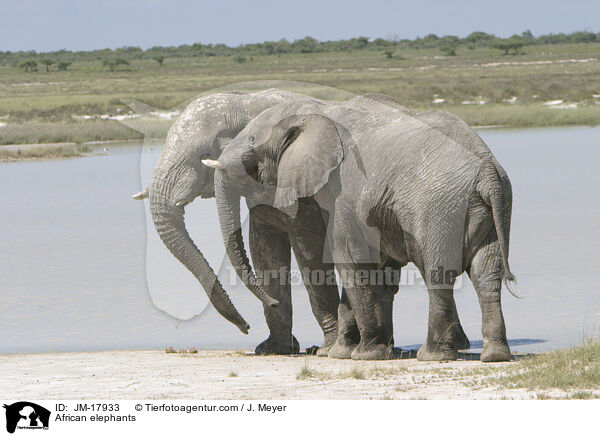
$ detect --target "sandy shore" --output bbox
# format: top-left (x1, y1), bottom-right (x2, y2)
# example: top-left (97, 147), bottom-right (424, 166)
top-left (0, 349), bottom-right (537, 400)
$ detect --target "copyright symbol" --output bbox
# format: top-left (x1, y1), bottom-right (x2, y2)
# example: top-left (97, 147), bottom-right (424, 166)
top-left (135, 404), bottom-right (143, 411)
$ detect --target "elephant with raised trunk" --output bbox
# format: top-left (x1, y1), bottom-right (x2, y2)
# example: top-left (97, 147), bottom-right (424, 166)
top-left (209, 97), bottom-right (515, 361)
top-left (133, 89), bottom-right (341, 355)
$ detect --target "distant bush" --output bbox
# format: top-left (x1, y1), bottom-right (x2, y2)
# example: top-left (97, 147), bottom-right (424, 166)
top-left (464, 31), bottom-right (495, 45)
top-left (152, 55), bottom-right (164, 65)
top-left (19, 60), bottom-right (37, 72)
top-left (103, 57), bottom-right (130, 71)
top-left (39, 58), bottom-right (56, 71)
top-left (490, 37), bottom-right (525, 55)
top-left (233, 55), bottom-right (246, 63)
top-left (57, 61), bottom-right (71, 71)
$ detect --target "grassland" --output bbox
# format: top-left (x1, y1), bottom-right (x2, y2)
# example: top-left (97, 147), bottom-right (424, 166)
top-left (1, 43), bottom-right (599, 145)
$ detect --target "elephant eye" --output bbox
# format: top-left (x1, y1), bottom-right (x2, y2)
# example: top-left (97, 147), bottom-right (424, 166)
top-left (249, 135), bottom-right (256, 145)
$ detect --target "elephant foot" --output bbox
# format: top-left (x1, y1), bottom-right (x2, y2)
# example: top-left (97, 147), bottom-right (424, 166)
top-left (327, 340), bottom-right (357, 359)
top-left (416, 341), bottom-right (458, 361)
top-left (350, 343), bottom-right (394, 361)
top-left (255, 335), bottom-right (300, 355)
top-left (481, 340), bottom-right (512, 362)
top-left (455, 324), bottom-right (470, 350)
top-left (316, 333), bottom-right (338, 357)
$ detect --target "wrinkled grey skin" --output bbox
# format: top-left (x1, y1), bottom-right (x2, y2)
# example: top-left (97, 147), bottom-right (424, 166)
top-left (134, 89), bottom-right (341, 355)
top-left (212, 97), bottom-right (514, 362)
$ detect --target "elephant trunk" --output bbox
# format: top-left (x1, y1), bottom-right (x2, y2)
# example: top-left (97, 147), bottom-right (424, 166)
top-left (214, 170), bottom-right (279, 308)
top-left (148, 168), bottom-right (250, 333)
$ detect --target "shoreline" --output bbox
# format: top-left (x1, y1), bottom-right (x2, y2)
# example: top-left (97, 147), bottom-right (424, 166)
top-left (1, 348), bottom-right (591, 400)
top-left (2, 124), bottom-right (598, 151)
top-left (0, 139), bottom-right (149, 162)
top-left (0, 349), bottom-right (525, 400)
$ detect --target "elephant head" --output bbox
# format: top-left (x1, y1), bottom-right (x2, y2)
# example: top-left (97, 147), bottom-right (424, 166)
top-left (133, 90), bottom-right (297, 333)
top-left (205, 101), bottom-right (346, 298)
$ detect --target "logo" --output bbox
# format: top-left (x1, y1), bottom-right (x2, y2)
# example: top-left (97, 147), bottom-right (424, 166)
top-left (3, 402), bottom-right (50, 434)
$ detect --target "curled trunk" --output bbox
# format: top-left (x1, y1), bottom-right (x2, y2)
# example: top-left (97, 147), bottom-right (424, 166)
top-left (214, 170), bottom-right (279, 308)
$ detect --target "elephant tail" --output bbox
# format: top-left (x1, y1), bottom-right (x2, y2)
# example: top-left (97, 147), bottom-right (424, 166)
top-left (479, 159), bottom-right (520, 299)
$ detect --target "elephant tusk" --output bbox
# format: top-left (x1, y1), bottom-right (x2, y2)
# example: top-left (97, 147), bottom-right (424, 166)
top-left (201, 159), bottom-right (224, 170)
top-left (132, 188), bottom-right (148, 200)
top-left (175, 200), bottom-right (190, 207)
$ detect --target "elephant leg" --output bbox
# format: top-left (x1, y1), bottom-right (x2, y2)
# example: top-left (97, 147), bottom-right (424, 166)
top-left (416, 256), bottom-right (460, 361)
top-left (329, 210), bottom-right (392, 360)
top-left (379, 284), bottom-right (397, 351)
top-left (344, 265), bottom-right (393, 360)
top-left (416, 286), bottom-right (459, 361)
top-left (453, 299), bottom-right (470, 349)
top-left (291, 246), bottom-right (339, 356)
top-left (288, 199), bottom-right (340, 356)
top-left (468, 239), bottom-right (511, 362)
top-left (327, 287), bottom-right (360, 359)
top-left (377, 258), bottom-right (403, 352)
top-left (249, 215), bottom-right (299, 355)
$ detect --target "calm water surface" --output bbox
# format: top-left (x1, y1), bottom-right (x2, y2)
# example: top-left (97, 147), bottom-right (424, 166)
top-left (1, 126), bottom-right (599, 354)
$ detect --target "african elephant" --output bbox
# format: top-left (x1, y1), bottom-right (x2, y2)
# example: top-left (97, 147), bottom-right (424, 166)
top-left (207, 97), bottom-right (514, 361)
top-left (133, 89), bottom-right (340, 355)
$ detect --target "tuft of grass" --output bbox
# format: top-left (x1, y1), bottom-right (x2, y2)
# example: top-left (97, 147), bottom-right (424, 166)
top-left (228, 371), bottom-right (238, 378)
top-left (296, 362), bottom-right (317, 380)
top-left (296, 363), bottom-right (408, 382)
top-left (348, 366), bottom-right (366, 380)
top-left (567, 391), bottom-right (599, 400)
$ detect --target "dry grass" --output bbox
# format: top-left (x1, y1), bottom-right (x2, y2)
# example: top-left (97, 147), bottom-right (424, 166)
top-left (296, 361), bottom-right (408, 381)
top-left (463, 340), bottom-right (600, 395)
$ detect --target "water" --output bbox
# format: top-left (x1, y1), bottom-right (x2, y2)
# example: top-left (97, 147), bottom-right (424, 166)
top-left (1, 126), bottom-right (599, 355)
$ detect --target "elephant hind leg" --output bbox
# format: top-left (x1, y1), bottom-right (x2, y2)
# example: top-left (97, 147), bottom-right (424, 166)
top-left (468, 238), bottom-right (511, 362)
top-left (327, 287), bottom-right (360, 359)
top-left (416, 255), bottom-right (462, 361)
top-left (453, 299), bottom-right (470, 350)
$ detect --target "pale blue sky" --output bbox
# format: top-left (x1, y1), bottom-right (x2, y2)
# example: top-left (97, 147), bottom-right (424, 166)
top-left (1, 0), bottom-right (598, 52)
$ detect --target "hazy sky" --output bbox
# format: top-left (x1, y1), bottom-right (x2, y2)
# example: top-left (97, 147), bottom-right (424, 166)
top-left (1, 0), bottom-right (598, 52)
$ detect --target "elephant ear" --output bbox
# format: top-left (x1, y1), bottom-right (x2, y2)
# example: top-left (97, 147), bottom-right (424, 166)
top-left (273, 114), bottom-right (344, 209)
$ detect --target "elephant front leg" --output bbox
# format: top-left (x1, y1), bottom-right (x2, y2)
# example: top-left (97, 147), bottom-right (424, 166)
top-left (289, 200), bottom-right (340, 356)
top-left (330, 213), bottom-right (393, 360)
top-left (338, 265), bottom-right (394, 360)
top-left (249, 216), bottom-right (298, 355)
top-left (292, 249), bottom-right (340, 356)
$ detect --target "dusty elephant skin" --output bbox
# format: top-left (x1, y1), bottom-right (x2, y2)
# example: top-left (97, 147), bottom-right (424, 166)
top-left (210, 97), bottom-right (514, 362)
top-left (134, 89), bottom-right (340, 355)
